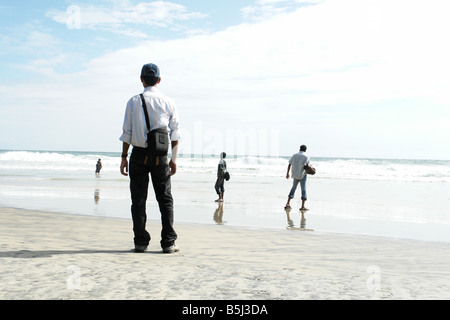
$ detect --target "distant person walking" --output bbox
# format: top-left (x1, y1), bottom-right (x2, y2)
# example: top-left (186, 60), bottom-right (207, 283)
top-left (285, 145), bottom-right (310, 211)
top-left (119, 62), bottom-right (180, 254)
top-left (215, 152), bottom-right (227, 202)
top-left (95, 159), bottom-right (102, 176)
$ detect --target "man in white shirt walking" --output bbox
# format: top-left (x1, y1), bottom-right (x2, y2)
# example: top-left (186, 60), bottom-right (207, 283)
top-left (285, 145), bottom-right (310, 211)
top-left (119, 63), bottom-right (180, 253)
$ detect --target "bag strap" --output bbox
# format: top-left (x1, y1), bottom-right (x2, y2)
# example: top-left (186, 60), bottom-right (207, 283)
top-left (139, 93), bottom-right (151, 131)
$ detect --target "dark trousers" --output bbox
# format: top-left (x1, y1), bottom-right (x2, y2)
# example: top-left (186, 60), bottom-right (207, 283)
top-left (215, 176), bottom-right (225, 194)
top-left (129, 147), bottom-right (177, 248)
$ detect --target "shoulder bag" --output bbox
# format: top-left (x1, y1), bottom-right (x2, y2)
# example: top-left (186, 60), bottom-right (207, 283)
top-left (304, 163), bottom-right (316, 175)
top-left (140, 94), bottom-right (169, 156)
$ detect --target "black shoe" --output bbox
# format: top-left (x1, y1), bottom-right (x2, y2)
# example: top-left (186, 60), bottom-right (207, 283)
top-left (162, 244), bottom-right (179, 254)
top-left (134, 245), bottom-right (148, 253)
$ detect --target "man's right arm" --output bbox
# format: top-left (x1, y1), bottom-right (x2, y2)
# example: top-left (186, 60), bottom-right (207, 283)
top-left (169, 140), bottom-right (178, 176)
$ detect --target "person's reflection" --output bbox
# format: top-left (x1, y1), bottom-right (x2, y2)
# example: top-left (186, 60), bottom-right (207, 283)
top-left (213, 202), bottom-right (224, 225)
top-left (299, 209), bottom-right (307, 229)
top-left (285, 208), bottom-right (312, 231)
top-left (285, 207), bottom-right (294, 227)
top-left (94, 188), bottom-right (100, 204)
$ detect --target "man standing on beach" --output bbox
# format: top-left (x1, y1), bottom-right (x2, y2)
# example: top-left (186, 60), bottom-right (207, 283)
top-left (214, 152), bottom-right (227, 202)
top-left (119, 63), bottom-right (180, 254)
top-left (285, 145), bottom-right (310, 211)
top-left (95, 159), bottom-right (102, 176)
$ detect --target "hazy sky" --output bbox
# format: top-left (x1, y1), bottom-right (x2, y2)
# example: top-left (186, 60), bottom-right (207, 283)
top-left (1, 0), bottom-right (449, 159)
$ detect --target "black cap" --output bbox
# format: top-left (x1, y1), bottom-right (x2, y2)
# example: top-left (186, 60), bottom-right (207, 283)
top-left (141, 63), bottom-right (160, 77)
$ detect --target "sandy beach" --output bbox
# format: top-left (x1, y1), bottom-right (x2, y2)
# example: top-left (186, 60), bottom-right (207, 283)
top-left (1, 207), bottom-right (450, 300)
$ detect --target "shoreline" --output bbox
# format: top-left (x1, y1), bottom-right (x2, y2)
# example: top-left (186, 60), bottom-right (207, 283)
top-left (3, 191), bottom-right (450, 245)
top-left (2, 153), bottom-right (449, 244)
top-left (1, 207), bottom-right (450, 300)
top-left (3, 198), bottom-right (450, 245)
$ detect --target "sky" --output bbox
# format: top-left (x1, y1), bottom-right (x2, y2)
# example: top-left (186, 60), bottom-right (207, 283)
top-left (0, 0), bottom-right (449, 159)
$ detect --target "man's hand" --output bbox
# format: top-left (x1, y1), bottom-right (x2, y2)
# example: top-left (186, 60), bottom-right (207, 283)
top-left (286, 164), bottom-right (291, 180)
top-left (169, 160), bottom-right (177, 176)
top-left (120, 158), bottom-right (129, 176)
top-left (120, 142), bottom-right (130, 176)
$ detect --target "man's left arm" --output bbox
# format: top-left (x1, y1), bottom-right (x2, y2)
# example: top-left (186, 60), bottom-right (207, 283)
top-left (286, 164), bottom-right (291, 179)
top-left (120, 142), bottom-right (130, 176)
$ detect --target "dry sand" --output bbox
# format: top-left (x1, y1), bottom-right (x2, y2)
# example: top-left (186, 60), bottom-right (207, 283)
top-left (1, 207), bottom-right (450, 300)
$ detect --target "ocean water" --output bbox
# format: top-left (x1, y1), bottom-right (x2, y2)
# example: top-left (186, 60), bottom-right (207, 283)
top-left (1, 150), bottom-right (449, 242)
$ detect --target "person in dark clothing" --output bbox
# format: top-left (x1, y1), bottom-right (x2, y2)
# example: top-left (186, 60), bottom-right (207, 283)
top-left (215, 152), bottom-right (227, 202)
top-left (95, 159), bottom-right (102, 176)
top-left (119, 63), bottom-right (180, 254)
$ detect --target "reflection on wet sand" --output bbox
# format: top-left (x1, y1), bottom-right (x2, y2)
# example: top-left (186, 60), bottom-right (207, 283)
top-left (213, 202), bottom-right (225, 225)
top-left (94, 188), bottom-right (100, 204)
top-left (285, 208), bottom-right (313, 231)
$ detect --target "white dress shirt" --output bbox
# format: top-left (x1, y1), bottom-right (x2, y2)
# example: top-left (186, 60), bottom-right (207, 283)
top-left (119, 86), bottom-right (180, 148)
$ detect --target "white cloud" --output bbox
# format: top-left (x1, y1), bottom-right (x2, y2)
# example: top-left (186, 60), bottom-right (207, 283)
top-left (3, 0), bottom-right (450, 158)
top-left (26, 31), bottom-right (60, 52)
top-left (46, 1), bottom-right (207, 37)
top-left (241, 0), bottom-right (324, 21)
top-left (1, 29), bottom-right (60, 58)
